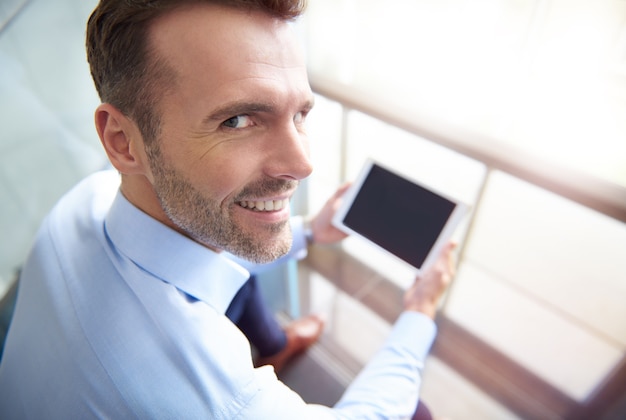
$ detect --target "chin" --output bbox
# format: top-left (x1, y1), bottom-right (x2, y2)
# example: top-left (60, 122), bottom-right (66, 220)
top-left (247, 229), bottom-right (292, 264)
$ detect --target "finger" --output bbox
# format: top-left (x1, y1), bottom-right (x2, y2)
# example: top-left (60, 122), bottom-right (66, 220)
top-left (335, 182), bottom-right (351, 197)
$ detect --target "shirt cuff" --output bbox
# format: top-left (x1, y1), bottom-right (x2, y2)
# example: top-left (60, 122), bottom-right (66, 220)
top-left (387, 311), bottom-right (438, 360)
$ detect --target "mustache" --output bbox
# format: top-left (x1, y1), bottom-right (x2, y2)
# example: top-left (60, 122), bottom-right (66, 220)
top-left (235, 178), bottom-right (299, 201)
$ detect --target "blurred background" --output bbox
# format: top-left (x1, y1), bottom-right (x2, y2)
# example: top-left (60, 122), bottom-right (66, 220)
top-left (1, 0), bottom-right (625, 418)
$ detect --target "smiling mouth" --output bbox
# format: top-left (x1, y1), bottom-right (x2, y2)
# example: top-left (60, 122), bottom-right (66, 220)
top-left (237, 199), bottom-right (289, 212)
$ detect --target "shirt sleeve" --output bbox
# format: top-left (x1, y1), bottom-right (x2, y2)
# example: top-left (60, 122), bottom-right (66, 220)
top-left (332, 311), bottom-right (437, 418)
top-left (233, 311), bottom-right (436, 420)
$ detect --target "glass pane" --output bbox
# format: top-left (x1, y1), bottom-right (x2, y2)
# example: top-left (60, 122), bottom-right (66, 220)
top-left (304, 0), bottom-right (626, 187)
top-left (305, 94), bottom-right (345, 212)
top-left (445, 171), bottom-right (626, 400)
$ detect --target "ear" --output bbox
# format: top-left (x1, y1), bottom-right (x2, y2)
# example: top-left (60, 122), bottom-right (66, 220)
top-left (95, 103), bottom-right (149, 176)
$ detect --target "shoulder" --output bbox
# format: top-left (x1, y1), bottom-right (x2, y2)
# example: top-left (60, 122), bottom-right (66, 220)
top-left (51, 169), bottom-right (120, 220)
top-left (43, 169), bottom-right (119, 239)
top-left (22, 170), bottom-right (121, 283)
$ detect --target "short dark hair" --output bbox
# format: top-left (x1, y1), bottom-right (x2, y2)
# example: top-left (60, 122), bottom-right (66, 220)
top-left (86, 0), bottom-right (307, 144)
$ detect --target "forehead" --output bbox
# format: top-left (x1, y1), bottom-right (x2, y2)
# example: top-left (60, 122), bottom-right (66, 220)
top-left (147, 4), bottom-right (310, 104)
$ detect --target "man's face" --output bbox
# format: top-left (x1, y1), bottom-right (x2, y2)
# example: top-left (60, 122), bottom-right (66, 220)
top-left (144, 4), bottom-right (314, 263)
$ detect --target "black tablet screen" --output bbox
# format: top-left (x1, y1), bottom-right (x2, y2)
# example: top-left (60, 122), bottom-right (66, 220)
top-left (343, 164), bottom-right (456, 268)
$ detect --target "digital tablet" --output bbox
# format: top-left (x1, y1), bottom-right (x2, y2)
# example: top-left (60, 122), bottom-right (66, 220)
top-left (332, 159), bottom-right (468, 274)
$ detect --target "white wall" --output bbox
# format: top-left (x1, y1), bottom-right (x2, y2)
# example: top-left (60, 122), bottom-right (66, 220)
top-left (0, 0), bottom-right (106, 293)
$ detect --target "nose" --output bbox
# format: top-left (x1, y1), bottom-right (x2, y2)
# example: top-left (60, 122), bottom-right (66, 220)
top-left (266, 124), bottom-right (313, 181)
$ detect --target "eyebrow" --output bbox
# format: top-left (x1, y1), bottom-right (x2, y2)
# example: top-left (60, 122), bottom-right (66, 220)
top-left (203, 97), bottom-right (316, 125)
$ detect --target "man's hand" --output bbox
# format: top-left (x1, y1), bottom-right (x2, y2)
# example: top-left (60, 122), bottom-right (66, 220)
top-left (307, 183), bottom-right (351, 245)
top-left (403, 242), bottom-right (457, 319)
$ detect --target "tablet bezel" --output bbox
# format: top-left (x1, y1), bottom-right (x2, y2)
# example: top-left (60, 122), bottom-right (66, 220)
top-left (332, 159), bottom-right (468, 274)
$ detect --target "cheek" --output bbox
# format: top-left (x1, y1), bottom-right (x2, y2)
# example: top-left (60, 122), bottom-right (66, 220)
top-left (187, 156), bottom-right (253, 205)
top-left (160, 127), bottom-right (264, 204)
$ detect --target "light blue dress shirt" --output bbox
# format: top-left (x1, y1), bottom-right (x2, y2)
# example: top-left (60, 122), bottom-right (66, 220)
top-left (0, 170), bottom-right (437, 419)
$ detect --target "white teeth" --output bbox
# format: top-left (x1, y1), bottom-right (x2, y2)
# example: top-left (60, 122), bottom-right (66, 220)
top-left (239, 199), bottom-right (288, 212)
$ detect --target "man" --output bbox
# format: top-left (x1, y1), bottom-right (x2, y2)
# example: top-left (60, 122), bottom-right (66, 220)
top-left (0, 1), bottom-right (456, 418)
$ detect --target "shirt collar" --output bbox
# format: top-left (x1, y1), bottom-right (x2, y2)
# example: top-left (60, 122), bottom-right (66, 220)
top-left (104, 190), bottom-right (250, 314)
